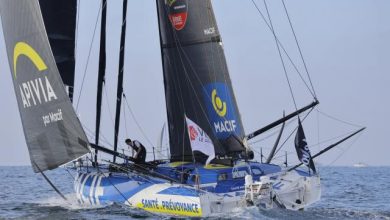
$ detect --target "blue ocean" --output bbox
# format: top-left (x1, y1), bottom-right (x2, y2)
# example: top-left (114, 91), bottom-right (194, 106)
top-left (0, 166), bottom-right (389, 220)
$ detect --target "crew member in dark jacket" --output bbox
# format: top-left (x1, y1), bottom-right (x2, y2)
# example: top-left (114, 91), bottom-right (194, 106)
top-left (125, 138), bottom-right (146, 164)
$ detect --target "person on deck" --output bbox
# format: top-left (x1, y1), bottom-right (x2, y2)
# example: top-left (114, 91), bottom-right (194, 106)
top-left (125, 138), bottom-right (146, 164)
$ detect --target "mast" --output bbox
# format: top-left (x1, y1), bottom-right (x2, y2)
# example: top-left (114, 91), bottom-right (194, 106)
top-left (113, 0), bottom-right (128, 163)
top-left (94, 0), bottom-right (107, 164)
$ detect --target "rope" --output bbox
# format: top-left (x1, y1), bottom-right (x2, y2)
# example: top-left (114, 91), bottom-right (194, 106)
top-left (250, 0), bottom-right (316, 98)
top-left (65, 168), bottom-right (75, 181)
top-left (249, 116), bottom-right (297, 144)
top-left (122, 94), bottom-right (155, 148)
top-left (103, 85), bottom-right (116, 128)
top-left (273, 106), bottom-right (314, 157)
top-left (281, 0), bottom-right (317, 98)
top-left (122, 94), bottom-right (129, 138)
top-left (74, 0), bottom-right (80, 59)
top-left (262, 0), bottom-right (298, 111)
top-left (317, 109), bottom-right (363, 128)
top-left (76, 1), bottom-right (106, 111)
top-left (99, 171), bottom-right (133, 207)
top-left (325, 131), bottom-right (363, 166)
top-left (33, 161), bottom-right (69, 203)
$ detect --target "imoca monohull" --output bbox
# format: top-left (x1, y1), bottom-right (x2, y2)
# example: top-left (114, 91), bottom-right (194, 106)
top-left (0, 0), bottom-right (365, 217)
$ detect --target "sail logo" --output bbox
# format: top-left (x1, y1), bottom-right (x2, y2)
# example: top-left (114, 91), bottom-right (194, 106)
top-left (189, 125), bottom-right (198, 141)
top-left (166, 0), bottom-right (176, 6)
top-left (203, 83), bottom-right (241, 139)
top-left (167, 0), bottom-right (188, 31)
top-left (212, 89), bottom-right (227, 117)
top-left (299, 139), bottom-right (312, 165)
top-left (13, 42), bottom-right (58, 108)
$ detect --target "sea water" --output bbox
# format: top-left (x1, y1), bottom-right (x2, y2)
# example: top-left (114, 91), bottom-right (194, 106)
top-left (0, 166), bottom-right (389, 220)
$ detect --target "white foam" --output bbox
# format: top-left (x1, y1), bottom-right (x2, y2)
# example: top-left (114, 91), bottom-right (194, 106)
top-left (36, 193), bottom-right (111, 210)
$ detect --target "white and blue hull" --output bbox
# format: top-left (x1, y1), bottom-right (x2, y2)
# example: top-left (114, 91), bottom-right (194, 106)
top-left (74, 163), bottom-right (321, 217)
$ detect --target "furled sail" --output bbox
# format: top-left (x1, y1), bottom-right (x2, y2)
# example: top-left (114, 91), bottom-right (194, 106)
top-left (39, 0), bottom-right (77, 102)
top-left (0, 1), bottom-right (90, 172)
top-left (156, 0), bottom-right (246, 163)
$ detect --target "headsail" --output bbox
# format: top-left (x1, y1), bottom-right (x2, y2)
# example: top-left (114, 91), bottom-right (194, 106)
top-left (0, 0), bottom-right (90, 172)
top-left (39, 0), bottom-right (77, 102)
top-left (156, 0), bottom-right (246, 163)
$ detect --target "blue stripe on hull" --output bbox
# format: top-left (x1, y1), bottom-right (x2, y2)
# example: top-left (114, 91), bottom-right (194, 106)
top-left (157, 187), bottom-right (199, 197)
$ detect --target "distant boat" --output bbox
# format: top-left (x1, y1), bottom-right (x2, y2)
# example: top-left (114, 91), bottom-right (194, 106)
top-left (353, 162), bottom-right (368, 168)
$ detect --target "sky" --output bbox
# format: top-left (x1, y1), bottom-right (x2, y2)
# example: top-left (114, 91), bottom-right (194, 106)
top-left (0, 0), bottom-right (389, 166)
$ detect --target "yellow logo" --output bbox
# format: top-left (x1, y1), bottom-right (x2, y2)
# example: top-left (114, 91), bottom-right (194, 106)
top-left (13, 42), bottom-right (48, 78)
top-left (211, 89), bottom-right (227, 117)
top-left (166, 0), bottom-right (176, 6)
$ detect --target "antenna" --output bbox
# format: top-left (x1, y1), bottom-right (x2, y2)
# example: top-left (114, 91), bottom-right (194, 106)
top-left (284, 151), bottom-right (288, 167)
top-left (260, 148), bottom-right (263, 163)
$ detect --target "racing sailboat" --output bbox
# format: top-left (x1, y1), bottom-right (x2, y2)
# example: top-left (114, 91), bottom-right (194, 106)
top-left (0, 0), bottom-right (365, 217)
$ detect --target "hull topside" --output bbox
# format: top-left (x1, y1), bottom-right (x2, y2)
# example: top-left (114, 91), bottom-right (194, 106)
top-left (74, 161), bottom-right (321, 217)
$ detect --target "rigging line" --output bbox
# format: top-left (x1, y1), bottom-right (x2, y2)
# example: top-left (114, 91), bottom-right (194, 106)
top-left (170, 24), bottom-right (237, 144)
top-left (317, 108), bottom-right (320, 146)
top-left (76, 1), bottom-right (106, 111)
top-left (168, 24), bottom-right (226, 148)
top-left (33, 161), bottom-right (69, 202)
top-left (273, 106), bottom-right (314, 157)
top-left (169, 28), bottom-right (210, 121)
top-left (75, 0), bottom-right (81, 58)
top-left (250, 0), bottom-right (316, 98)
top-left (82, 123), bottom-right (113, 147)
top-left (122, 94), bottom-right (129, 138)
top-left (65, 168), bottom-right (75, 181)
top-left (160, 41), bottom-right (191, 162)
top-left (163, 4), bottom-right (231, 131)
top-left (325, 131), bottom-right (363, 166)
top-left (263, 0), bottom-right (298, 111)
top-left (307, 130), bottom-right (363, 148)
top-left (122, 94), bottom-right (155, 148)
top-left (281, 0), bottom-right (317, 98)
top-left (249, 116), bottom-right (297, 144)
top-left (182, 118), bottom-right (186, 177)
top-left (272, 151), bottom-right (296, 160)
top-left (164, 5), bottom-right (237, 154)
top-left (103, 85), bottom-right (115, 128)
top-left (317, 109), bottom-right (363, 128)
top-left (98, 171), bottom-right (133, 207)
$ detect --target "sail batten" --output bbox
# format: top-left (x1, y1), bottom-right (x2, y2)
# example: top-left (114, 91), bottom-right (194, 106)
top-left (156, 0), bottom-right (246, 163)
top-left (0, 0), bottom-right (90, 172)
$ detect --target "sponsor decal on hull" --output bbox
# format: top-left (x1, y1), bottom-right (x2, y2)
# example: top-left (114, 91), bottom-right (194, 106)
top-left (129, 184), bottom-right (203, 217)
top-left (137, 198), bottom-right (201, 217)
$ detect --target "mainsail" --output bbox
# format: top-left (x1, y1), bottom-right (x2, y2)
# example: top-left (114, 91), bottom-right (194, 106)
top-left (0, 1), bottom-right (90, 172)
top-left (39, 0), bottom-right (77, 102)
top-left (156, 0), bottom-right (246, 163)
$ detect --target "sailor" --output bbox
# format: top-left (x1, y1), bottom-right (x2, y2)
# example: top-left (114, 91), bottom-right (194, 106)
top-left (125, 138), bottom-right (146, 164)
